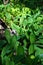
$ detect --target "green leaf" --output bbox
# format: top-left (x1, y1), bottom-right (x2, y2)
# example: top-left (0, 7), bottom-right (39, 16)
top-left (5, 12), bottom-right (11, 20)
top-left (23, 19), bottom-right (28, 28)
top-left (4, 56), bottom-right (10, 65)
top-left (23, 39), bottom-right (27, 48)
top-left (33, 23), bottom-right (39, 30)
top-left (0, 40), bottom-right (6, 48)
top-left (30, 55), bottom-right (35, 59)
top-left (34, 11), bottom-right (40, 19)
top-left (1, 46), bottom-right (11, 57)
top-left (35, 46), bottom-right (43, 56)
top-left (5, 29), bottom-right (11, 43)
top-left (17, 46), bottom-right (24, 55)
top-left (11, 35), bottom-right (19, 50)
top-left (11, 35), bottom-right (17, 45)
top-left (29, 44), bottom-right (35, 55)
top-left (30, 33), bottom-right (35, 44)
top-left (28, 17), bottom-right (33, 24)
top-left (36, 39), bottom-right (43, 44)
top-left (10, 22), bottom-right (20, 33)
top-left (25, 32), bottom-right (29, 39)
top-left (4, 56), bottom-right (15, 65)
top-left (10, 61), bottom-right (15, 65)
top-left (37, 17), bottom-right (42, 22)
top-left (1, 46), bottom-right (11, 64)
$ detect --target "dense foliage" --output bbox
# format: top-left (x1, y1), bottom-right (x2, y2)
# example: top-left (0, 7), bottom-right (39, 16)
top-left (0, 0), bottom-right (43, 65)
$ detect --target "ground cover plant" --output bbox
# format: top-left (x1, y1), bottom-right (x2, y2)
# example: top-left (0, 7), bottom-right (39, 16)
top-left (0, 0), bottom-right (43, 65)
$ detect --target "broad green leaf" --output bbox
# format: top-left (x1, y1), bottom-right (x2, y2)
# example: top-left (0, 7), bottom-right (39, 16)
top-left (34, 11), bottom-right (40, 19)
top-left (5, 12), bottom-right (11, 20)
top-left (10, 21), bottom-right (20, 33)
top-left (10, 61), bottom-right (15, 65)
top-left (4, 56), bottom-right (15, 65)
top-left (4, 29), bottom-right (11, 43)
top-left (17, 46), bottom-right (24, 55)
top-left (36, 39), bottom-right (43, 44)
top-left (33, 23), bottom-right (39, 30)
top-left (0, 40), bottom-right (6, 48)
top-left (25, 32), bottom-right (29, 39)
top-left (23, 39), bottom-right (27, 48)
top-left (11, 35), bottom-right (17, 46)
top-left (11, 35), bottom-right (19, 50)
top-left (29, 44), bottom-right (35, 55)
top-left (34, 31), bottom-right (39, 36)
top-left (28, 17), bottom-right (33, 24)
top-left (1, 46), bottom-right (11, 64)
top-left (23, 19), bottom-right (28, 28)
top-left (37, 17), bottom-right (42, 22)
top-left (1, 46), bottom-right (11, 57)
top-left (35, 46), bottom-right (43, 56)
top-left (30, 33), bottom-right (35, 44)
top-left (4, 56), bottom-right (10, 65)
